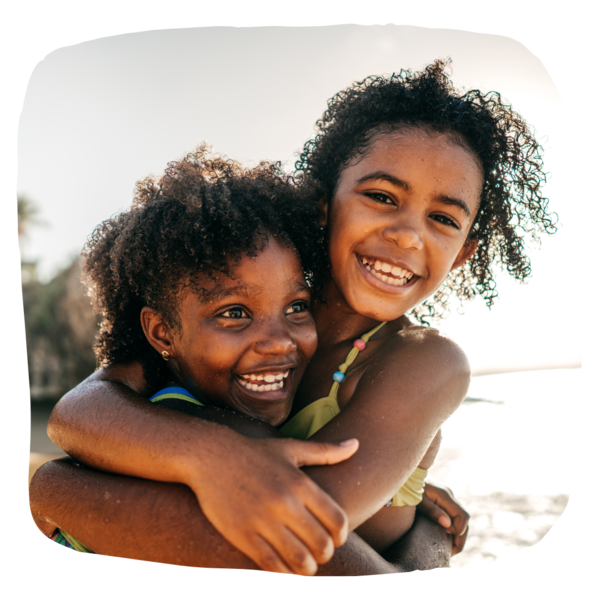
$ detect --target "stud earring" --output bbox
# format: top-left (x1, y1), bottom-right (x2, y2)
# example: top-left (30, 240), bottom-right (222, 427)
top-left (161, 351), bottom-right (170, 361)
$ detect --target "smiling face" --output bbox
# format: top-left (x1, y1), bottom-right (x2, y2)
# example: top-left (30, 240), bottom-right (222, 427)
top-left (323, 127), bottom-right (483, 322)
top-left (160, 237), bottom-right (318, 426)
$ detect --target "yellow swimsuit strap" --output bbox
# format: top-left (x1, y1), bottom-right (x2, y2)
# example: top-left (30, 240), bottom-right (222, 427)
top-left (328, 321), bottom-right (387, 400)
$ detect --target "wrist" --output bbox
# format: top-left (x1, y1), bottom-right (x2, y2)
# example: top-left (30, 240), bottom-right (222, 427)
top-left (177, 420), bottom-right (248, 490)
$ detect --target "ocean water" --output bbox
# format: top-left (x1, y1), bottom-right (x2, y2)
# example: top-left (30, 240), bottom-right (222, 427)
top-left (428, 368), bottom-right (580, 567)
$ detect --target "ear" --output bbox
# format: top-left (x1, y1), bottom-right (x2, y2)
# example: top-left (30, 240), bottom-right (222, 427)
top-left (140, 307), bottom-right (175, 357)
top-left (318, 196), bottom-right (329, 228)
top-left (451, 239), bottom-right (478, 271)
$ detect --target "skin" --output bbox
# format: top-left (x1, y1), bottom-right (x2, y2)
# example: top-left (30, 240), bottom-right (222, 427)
top-left (30, 457), bottom-right (453, 575)
top-left (289, 127), bottom-right (481, 549)
top-left (35, 126), bottom-right (478, 574)
top-left (142, 238), bottom-right (318, 427)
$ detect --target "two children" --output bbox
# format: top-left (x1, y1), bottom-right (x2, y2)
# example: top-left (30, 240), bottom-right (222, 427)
top-left (31, 60), bottom-right (556, 575)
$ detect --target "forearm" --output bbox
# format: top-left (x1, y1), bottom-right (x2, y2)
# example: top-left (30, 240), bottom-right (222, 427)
top-left (30, 459), bottom-right (445, 575)
top-left (49, 377), bottom-right (278, 487)
top-left (317, 513), bottom-right (451, 575)
top-left (30, 458), bottom-right (258, 570)
top-left (316, 532), bottom-right (397, 575)
top-left (383, 513), bottom-right (452, 571)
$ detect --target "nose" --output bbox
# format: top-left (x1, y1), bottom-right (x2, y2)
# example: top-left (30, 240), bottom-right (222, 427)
top-left (253, 318), bottom-right (297, 356)
top-left (382, 211), bottom-right (424, 251)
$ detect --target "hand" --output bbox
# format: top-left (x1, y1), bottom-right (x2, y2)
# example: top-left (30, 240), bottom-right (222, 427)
top-left (416, 483), bottom-right (469, 555)
top-left (187, 435), bottom-right (359, 575)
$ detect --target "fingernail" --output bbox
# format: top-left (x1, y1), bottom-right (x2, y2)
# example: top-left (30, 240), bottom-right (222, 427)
top-left (339, 439), bottom-right (358, 446)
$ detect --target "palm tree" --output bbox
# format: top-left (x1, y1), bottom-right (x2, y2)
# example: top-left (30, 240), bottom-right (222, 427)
top-left (17, 195), bottom-right (41, 238)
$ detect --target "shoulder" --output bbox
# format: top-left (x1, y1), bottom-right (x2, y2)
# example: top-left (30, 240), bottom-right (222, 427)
top-left (84, 360), bottom-right (152, 396)
top-left (385, 322), bottom-right (470, 377)
top-left (355, 322), bottom-right (471, 415)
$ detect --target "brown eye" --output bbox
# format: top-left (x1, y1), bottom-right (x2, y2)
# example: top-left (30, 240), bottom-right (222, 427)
top-left (220, 307), bottom-right (248, 319)
top-left (285, 301), bottom-right (308, 315)
top-left (366, 192), bottom-right (394, 205)
top-left (431, 214), bottom-right (459, 229)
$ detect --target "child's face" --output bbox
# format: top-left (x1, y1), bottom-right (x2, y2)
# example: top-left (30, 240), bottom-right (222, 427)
top-left (168, 238), bottom-right (317, 426)
top-left (324, 127), bottom-right (483, 322)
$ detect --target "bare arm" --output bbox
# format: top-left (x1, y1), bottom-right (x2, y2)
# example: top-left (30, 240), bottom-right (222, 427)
top-left (48, 364), bottom-right (361, 575)
top-left (46, 330), bottom-right (467, 569)
top-left (30, 458), bottom-right (450, 575)
top-left (302, 329), bottom-right (471, 530)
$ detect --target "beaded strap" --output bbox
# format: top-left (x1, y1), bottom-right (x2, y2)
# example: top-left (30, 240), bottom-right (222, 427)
top-left (329, 322), bottom-right (387, 398)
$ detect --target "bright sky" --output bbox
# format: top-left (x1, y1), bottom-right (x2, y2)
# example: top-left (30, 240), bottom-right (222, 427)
top-left (17, 25), bottom-right (580, 373)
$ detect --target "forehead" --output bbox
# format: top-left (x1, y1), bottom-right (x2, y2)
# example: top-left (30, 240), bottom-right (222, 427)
top-left (188, 237), bottom-right (307, 300)
top-left (337, 127), bottom-right (484, 207)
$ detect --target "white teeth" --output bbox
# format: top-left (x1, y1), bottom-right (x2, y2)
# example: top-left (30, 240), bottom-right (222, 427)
top-left (240, 377), bottom-right (286, 392)
top-left (275, 374), bottom-right (283, 381)
top-left (250, 374), bottom-right (257, 381)
top-left (361, 256), bottom-right (414, 285)
top-left (264, 375), bottom-right (275, 383)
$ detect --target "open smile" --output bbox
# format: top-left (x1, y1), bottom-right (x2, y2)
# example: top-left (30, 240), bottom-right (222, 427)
top-left (234, 369), bottom-right (292, 399)
top-left (356, 254), bottom-right (419, 290)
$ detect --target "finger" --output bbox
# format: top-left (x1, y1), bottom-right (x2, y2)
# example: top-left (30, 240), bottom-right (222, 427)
top-left (452, 525), bottom-right (468, 555)
top-left (238, 534), bottom-right (294, 574)
top-left (301, 479), bottom-right (349, 547)
top-left (452, 510), bottom-right (469, 537)
top-left (284, 438), bottom-right (359, 468)
top-left (418, 495), bottom-right (452, 529)
top-left (260, 526), bottom-right (318, 576)
top-left (284, 508), bottom-right (335, 564)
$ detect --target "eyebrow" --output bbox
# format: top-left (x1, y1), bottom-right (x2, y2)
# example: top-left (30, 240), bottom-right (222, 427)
top-left (203, 280), bottom-right (311, 304)
top-left (356, 171), bottom-right (472, 218)
top-left (203, 283), bottom-right (253, 303)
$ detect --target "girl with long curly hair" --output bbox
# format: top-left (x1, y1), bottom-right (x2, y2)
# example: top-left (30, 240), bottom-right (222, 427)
top-left (30, 60), bottom-right (555, 575)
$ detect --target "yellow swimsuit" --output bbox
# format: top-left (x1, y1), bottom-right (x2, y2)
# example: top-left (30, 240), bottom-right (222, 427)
top-left (280, 322), bottom-right (427, 507)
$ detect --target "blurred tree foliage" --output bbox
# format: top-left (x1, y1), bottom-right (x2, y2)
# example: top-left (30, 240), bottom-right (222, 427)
top-left (19, 196), bottom-right (99, 400)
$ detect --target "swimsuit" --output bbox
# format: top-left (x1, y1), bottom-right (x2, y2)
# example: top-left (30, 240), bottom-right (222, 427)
top-left (280, 322), bottom-right (427, 507)
top-left (54, 323), bottom-right (426, 551)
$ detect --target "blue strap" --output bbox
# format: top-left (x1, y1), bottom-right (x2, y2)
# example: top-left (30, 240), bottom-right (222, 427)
top-left (149, 386), bottom-right (203, 406)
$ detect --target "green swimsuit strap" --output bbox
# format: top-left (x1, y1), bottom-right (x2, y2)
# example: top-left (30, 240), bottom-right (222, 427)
top-left (328, 321), bottom-right (387, 400)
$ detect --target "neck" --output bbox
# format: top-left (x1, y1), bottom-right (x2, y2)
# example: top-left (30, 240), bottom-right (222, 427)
top-left (312, 278), bottom-right (393, 347)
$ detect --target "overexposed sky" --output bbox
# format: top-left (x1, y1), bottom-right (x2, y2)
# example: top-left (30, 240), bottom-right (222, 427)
top-left (17, 25), bottom-right (578, 373)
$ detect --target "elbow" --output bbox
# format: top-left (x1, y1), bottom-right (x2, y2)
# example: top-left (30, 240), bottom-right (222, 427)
top-left (47, 384), bottom-right (89, 451)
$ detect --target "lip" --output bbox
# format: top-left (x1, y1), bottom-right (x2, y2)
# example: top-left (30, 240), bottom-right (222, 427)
top-left (233, 366), bottom-right (295, 402)
top-left (355, 253), bottom-right (419, 293)
top-left (237, 363), bottom-right (296, 377)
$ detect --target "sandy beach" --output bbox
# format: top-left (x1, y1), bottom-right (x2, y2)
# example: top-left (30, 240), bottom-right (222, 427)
top-left (29, 367), bottom-right (576, 568)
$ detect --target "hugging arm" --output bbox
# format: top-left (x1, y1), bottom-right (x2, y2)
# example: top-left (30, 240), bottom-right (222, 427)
top-left (45, 364), bottom-right (358, 575)
top-left (301, 328), bottom-right (471, 531)
top-left (30, 458), bottom-right (450, 575)
top-left (43, 329), bottom-right (468, 572)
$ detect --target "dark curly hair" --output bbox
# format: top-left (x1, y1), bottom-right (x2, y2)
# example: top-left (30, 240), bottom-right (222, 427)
top-left (295, 59), bottom-right (558, 321)
top-left (82, 145), bottom-right (325, 389)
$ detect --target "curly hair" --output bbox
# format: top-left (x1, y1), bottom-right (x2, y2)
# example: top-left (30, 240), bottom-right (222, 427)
top-left (295, 59), bottom-right (558, 322)
top-left (82, 145), bottom-right (326, 389)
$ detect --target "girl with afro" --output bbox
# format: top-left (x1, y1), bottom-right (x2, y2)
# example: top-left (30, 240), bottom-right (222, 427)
top-left (31, 60), bottom-right (555, 575)
top-left (36, 148), bottom-right (362, 567)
